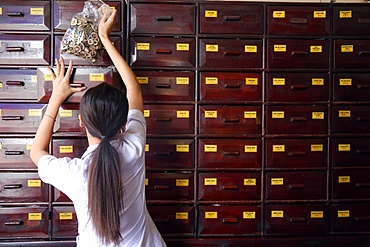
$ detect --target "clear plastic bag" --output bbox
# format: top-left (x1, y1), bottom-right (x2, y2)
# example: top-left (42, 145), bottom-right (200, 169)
top-left (60, 0), bottom-right (111, 64)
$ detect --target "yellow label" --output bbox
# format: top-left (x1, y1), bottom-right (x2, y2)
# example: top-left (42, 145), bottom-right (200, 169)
top-left (272, 111), bottom-right (284, 119)
top-left (29, 109), bottom-right (42, 117)
top-left (206, 44), bottom-right (219, 52)
top-left (90, 73), bottom-right (104, 82)
top-left (177, 43), bottom-right (189, 51)
top-left (310, 46), bottom-right (322, 53)
top-left (271, 211), bottom-right (284, 218)
top-left (339, 110), bottom-right (351, 117)
top-left (0, 82), bottom-right (2, 88)
top-left (339, 176), bottom-right (350, 183)
top-left (176, 77), bottom-right (189, 85)
top-left (145, 144), bottom-right (149, 152)
top-left (273, 11), bottom-right (285, 18)
top-left (245, 45), bottom-right (257, 53)
top-left (205, 77), bottom-right (218, 85)
top-left (176, 179), bottom-right (189, 187)
top-left (145, 178), bottom-right (148, 186)
top-left (59, 212), bottom-right (73, 220)
top-left (244, 178), bottom-right (256, 186)
top-left (204, 178), bottom-right (217, 186)
top-left (245, 145), bottom-right (257, 153)
top-left (338, 210), bottom-right (350, 218)
top-left (137, 43), bottom-right (150, 51)
top-left (0, 143), bottom-right (2, 149)
top-left (205, 10), bottom-right (217, 18)
top-left (338, 144), bottom-right (350, 151)
top-left (137, 77), bottom-right (149, 84)
top-left (204, 145), bottom-right (217, 152)
top-left (30, 8), bottom-right (44, 15)
top-left (271, 178), bottom-right (284, 185)
top-left (246, 78), bottom-right (258, 85)
top-left (311, 144), bottom-right (323, 152)
top-left (0, 8), bottom-right (2, 15)
top-left (144, 110), bottom-right (150, 117)
top-left (31, 75), bottom-right (37, 83)
top-left (340, 10), bottom-right (352, 18)
top-left (312, 112), bottom-right (324, 120)
top-left (205, 111), bottom-right (217, 118)
top-left (273, 78), bottom-right (285, 86)
top-left (311, 211), bottom-right (324, 218)
top-left (60, 146), bottom-right (73, 154)
top-left (312, 78), bottom-right (324, 86)
top-left (341, 45), bottom-right (354, 53)
top-left (59, 110), bottom-right (73, 117)
top-left (28, 213), bottom-right (42, 221)
top-left (0, 109), bottom-right (1, 116)
top-left (176, 144), bottom-right (189, 152)
top-left (273, 145), bottom-right (285, 152)
top-left (244, 111), bottom-right (257, 119)
top-left (314, 11), bottom-right (326, 18)
top-left (177, 111), bottom-right (189, 118)
top-left (176, 212), bottom-right (189, 220)
top-left (339, 78), bottom-right (352, 86)
top-left (26, 143), bottom-right (32, 150)
top-left (28, 180), bottom-right (41, 187)
top-left (274, 45), bottom-right (286, 52)
top-left (44, 74), bottom-right (53, 81)
top-left (243, 212), bottom-right (256, 219)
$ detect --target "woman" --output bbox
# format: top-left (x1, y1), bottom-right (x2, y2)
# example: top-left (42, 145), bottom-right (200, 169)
top-left (30, 9), bottom-right (166, 247)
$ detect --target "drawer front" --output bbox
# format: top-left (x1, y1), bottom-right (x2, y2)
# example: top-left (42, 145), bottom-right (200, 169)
top-left (53, 188), bottom-right (71, 203)
top-left (0, 69), bottom-right (38, 101)
top-left (0, 138), bottom-right (35, 169)
top-left (52, 138), bottom-right (88, 159)
top-left (0, 1), bottom-right (50, 31)
top-left (0, 173), bottom-right (48, 203)
top-left (198, 205), bottom-right (262, 236)
top-left (55, 104), bottom-right (82, 134)
top-left (333, 73), bottom-right (370, 102)
top-left (0, 103), bottom-right (47, 133)
top-left (199, 38), bottom-right (262, 69)
top-left (52, 206), bottom-right (78, 238)
top-left (267, 6), bottom-right (330, 36)
top-left (199, 105), bottom-right (262, 136)
top-left (145, 173), bottom-right (194, 202)
top-left (266, 138), bottom-right (328, 170)
top-left (331, 105), bottom-right (370, 134)
top-left (134, 71), bottom-right (195, 102)
top-left (0, 34), bottom-right (50, 66)
top-left (266, 72), bottom-right (329, 103)
top-left (130, 3), bottom-right (195, 35)
top-left (266, 105), bottom-right (328, 135)
top-left (334, 40), bottom-right (370, 69)
top-left (267, 39), bottom-right (329, 69)
top-left (145, 138), bottom-right (195, 170)
top-left (147, 205), bottom-right (195, 236)
top-left (130, 37), bottom-right (195, 68)
top-left (331, 139), bottom-right (370, 168)
top-left (331, 203), bottom-right (370, 233)
top-left (333, 6), bottom-right (370, 36)
top-left (265, 204), bottom-right (329, 235)
top-left (198, 172), bottom-right (261, 202)
top-left (199, 4), bottom-right (264, 35)
top-left (144, 105), bottom-right (195, 135)
top-left (54, 1), bottom-right (121, 32)
top-left (265, 171), bottom-right (327, 201)
top-left (199, 72), bottom-right (262, 103)
top-left (0, 206), bottom-right (48, 238)
top-left (332, 170), bottom-right (370, 200)
top-left (198, 139), bottom-right (262, 169)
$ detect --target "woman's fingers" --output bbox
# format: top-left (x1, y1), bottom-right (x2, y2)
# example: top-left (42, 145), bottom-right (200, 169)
top-left (59, 57), bottom-right (65, 78)
top-left (65, 60), bottom-right (73, 81)
top-left (46, 66), bottom-right (56, 80)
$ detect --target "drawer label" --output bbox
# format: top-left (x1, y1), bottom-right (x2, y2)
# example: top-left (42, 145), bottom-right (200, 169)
top-left (28, 213), bottom-right (42, 221)
top-left (30, 8), bottom-right (44, 15)
top-left (0, 8), bottom-right (2, 15)
top-left (246, 78), bottom-right (258, 85)
top-left (59, 212), bottom-right (73, 220)
top-left (176, 212), bottom-right (189, 220)
top-left (137, 77), bottom-right (149, 84)
top-left (31, 75), bottom-right (37, 83)
top-left (44, 74), bottom-right (53, 81)
top-left (271, 178), bottom-right (284, 185)
top-left (245, 145), bottom-right (257, 153)
top-left (341, 45), bottom-right (353, 53)
top-left (338, 144), bottom-right (350, 151)
top-left (271, 211), bottom-right (284, 218)
top-left (26, 143), bottom-right (32, 150)
top-left (205, 111), bottom-right (217, 118)
top-left (311, 144), bottom-right (323, 152)
top-left (176, 43), bottom-right (189, 51)
top-left (0, 82), bottom-right (2, 88)
top-left (273, 145), bottom-right (285, 152)
top-left (272, 111), bottom-right (284, 119)
top-left (273, 11), bottom-right (285, 18)
top-left (339, 78), bottom-right (352, 86)
top-left (244, 178), bottom-right (256, 186)
top-left (245, 45), bottom-right (257, 53)
top-left (30, 41), bottom-right (44, 49)
top-left (273, 78), bottom-right (285, 86)
top-left (60, 146), bottom-right (73, 154)
top-left (29, 109), bottom-right (42, 117)
top-left (312, 78), bottom-right (324, 86)
top-left (177, 110), bottom-right (189, 118)
top-left (90, 73), bottom-right (104, 82)
top-left (204, 178), bottom-right (217, 185)
top-left (145, 144), bottom-right (149, 152)
top-left (314, 11), bottom-right (326, 18)
top-left (59, 110), bottom-right (73, 117)
top-left (311, 211), bottom-right (324, 218)
top-left (339, 110), bottom-right (351, 117)
top-left (243, 211), bottom-right (256, 219)
top-left (144, 110), bottom-right (150, 117)
top-left (338, 176), bottom-right (350, 183)
top-left (244, 111), bottom-right (257, 119)
top-left (28, 180), bottom-right (41, 187)
top-left (176, 77), bottom-right (189, 85)
top-left (310, 46), bottom-right (322, 53)
top-left (312, 112), bottom-right (324, 120)
top-left (205, 212), bottom-right (218, 219)
top-left (205, 10), bottom-right (217, 18)
top-left (204, 145), bottom-right (217, 152)
top-left (0, 143), bottom-right (2, 149)
top-left (274, 45), bottom-right (286, 52)
top-left (205, 77), bottom-right (218, 85)
top-left (145, 178), bottom-right (148, 186)
top-left (176, 179), bottom-right (189, 187)
top-left (338, 210), bottom-right (350, 218)
top-left (137, 43), bottom-right (150, 51)
top-left (176, 144), bottom-right (189, 152)
top-left (340, 10), bottom-right (352, 18)
top-left (206, 44), bottom-right (219, 52)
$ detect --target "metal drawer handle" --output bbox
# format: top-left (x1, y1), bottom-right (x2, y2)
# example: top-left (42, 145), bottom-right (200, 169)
top-left (291, 51), bottom-right (308, 56)
top-left (156, 16), bottom-right (173, 21)
top-left (154, 185), bottom-right (170, 190)
top-left (224, 83), bottom-right (241, 89)
top-left (70, 83), bottom-right (84, 88)
top-left (356, 117), bottom-right (370, 121)
top-left (154, 117), bottom-right (171, 122)
top-left (222, 218), bottom-right (239, 223)
top-left (2, 116), bottom-right (24, 121)
top-left (224, 16), bottom-right (241, 21)
top-left (5, 47), bottom-right (24, 52)
top-left (223, 151), bottom-right (240, 156)
top-left (222, 185), bottom-right (239, 190)
top-left (291, 84), bottom-right (307, 90)
top-left (5, 221), bottom-right (23, 226)
top-left (154, 152), bottom-right (171, 156)
top-left (356, 183), bottom-right (370, 188)
top-left (4, 184), bottom-right (22, 189)
top-left (287, 151), bottom-right (306, 157)
top-left (154, 217), bottom-right (171, 223)
top-left (355, 149), bottom-right (370, 154)
top-left (291, 18), bottom-right (307, 24)
top-left (156, 49), bottom-right (172, 54)
top-left (289, 217), bottom-right (306, 223)
top-left (355, 216), bottom-right (370, 222)
top-left (7, 12), bottom-right (24, 17)
top-left (155, 83), bottom-right (171, 88)
top-left (290, 117), bottom-right (307, 122)
top-left (358, 18), bottom-right (370, 24)
top-left (288, 184), bottom-right (306, 189)
top-left (357, 84), bottom-right (370, 89)
top-left (5, 151), bottom-right (24, 155)
top-left (6, 81), bottom-right (25, 86)
top-left (223, 118), bottom-right (240, 123)
top-left (223, 51), bottom-right (241, 56)
top-left (358, 51), bottom-right (370, 56)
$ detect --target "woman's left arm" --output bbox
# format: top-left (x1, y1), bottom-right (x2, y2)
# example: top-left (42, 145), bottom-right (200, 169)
top-left (30, 58), bottom-right (86, 167)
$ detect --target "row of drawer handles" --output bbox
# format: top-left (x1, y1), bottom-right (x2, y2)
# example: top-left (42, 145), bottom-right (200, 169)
top-left (156, 16), bottom-right (242, 22)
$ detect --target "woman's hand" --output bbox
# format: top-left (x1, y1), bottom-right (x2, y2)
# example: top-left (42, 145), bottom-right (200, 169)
top-left (99, 9), bottom-right (117, 41)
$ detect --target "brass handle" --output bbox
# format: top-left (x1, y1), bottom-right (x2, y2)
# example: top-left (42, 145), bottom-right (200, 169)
top-left (224, 83), bottom-right (241, 89)
top-left (358, 51), bottom-right (370, 56)
top-left (357, 84), bottom-right (370, 89)
top-left (287, 151), bottom-right (306, 157)
top-left (291, 18), bottom-right (307, 24)
top-left (290, 217), bottom-right (306, 223)
top-left (224, 51), bottom-right (241, 56)
top-left (355, 149), bottom-right (370, 154)
top-left (222, 185), bottom-right (239, 190)
top-left (156, 49), bottom-right (172, 54)
top-left (291, 51), bottom-right (308, 56)
top-left (358, 18), bottom-right (370, 24)
top-left (223, 118), bottom-right (240, 123)
top-left (2, 116), bottom-right (24, 121)
top-left (6, 47), bottom-right (24, 52)
top-left (154, 117), bottom-right (171, 122)
top-left (224, 16), bottom-right (241, 21)
top-left (154, 152), bottom-right (171, 156)
top-left (222, 218), bottom-right (239, 223)
top-left (356, 183), bottom-right (370, 188)
top-left (6, 81), bottom-right (25, 86)
top-left (4, 184), bottom-right (22, 189)
top-left (7, 12), bottom-right (24, 17)
top-left (70, 83), bottom-right (84, 87)
top-left (288, 184), bottom-right (306, 189)
top-left (291, 85), bottom-right (308, 90)
top-left (355, 216), bottom-right (370, 222)
top-left (154, 185), bottom-right (170, 190)
top-left (356, 117), bottom-right (370, 121)
top-left (156, 16), bottom-right (173, 21)
top-left (5, 151), bottom-right (24, 155)
top-left (223, 151), bottom-right (240, 156)
top-left (290, 117), bottom-right (307, 122)
top-left (155, 83), bottom-right (171, 88)
top-left (5, 221), bottom-right (23, 226)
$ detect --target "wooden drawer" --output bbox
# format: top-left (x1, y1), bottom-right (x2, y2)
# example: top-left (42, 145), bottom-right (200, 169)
top-left (0, 34), bottom-right (50, 66)
top-left (266, 72), bottom-right (329, 103)
top-left (267, 6), bottom-right (330, 36)
top-left (198, 172), bottom-right (261, 202)
top-left (0, 137), bottom-right (35, 169)
top-left (145, 138), bottom-right (195, 170)
top-left (52, 206), bottom-right (78, 239)
top-left (130, 3), bottom-right (195, 35)
top-left (199, 72), bottom-right (262, 103)
top-left (331, 105), bottom-right (370, 135)
top-left (134, 70), bottom-right (195, 102)
top-left (199, 3), bottom-right (264, 35)
top-left (0, 103), bottom-right (48, 134)
top-left (333, 73), bottom-right (370, 102)
top-left (147, 205), bottom-right (195, 236)
top-left (0, 1), bottom-right (50, 31)
top-left (265, 171), bottom-right (327, 201)
top-left (333, 6), bottom-right (370, 36)
top-left (199, 105), bottom-right (262, 136)
top-left (265, 204), bottom-right (329, 235)
top-left (266, 138), bottom-right (328, 170)
top-left (144, 104), bottom-right (195, 136)
top-left (334, 40), bottom-right (370, 69)
top-left (0, 69), bottom-right (38, 101)
top-left (199, 38), bottom-right (262, 69)
top-left (198, 139), bottom-right (262, 170)
top-left (265, 105), bottom-right (328, 135)
top-left (267, 39), bottom-right (329, 69)
top-left (130, 37), bottom-right (195, 68)
top-left (145, 172), bottom-right (194, 202)
top-left (0, 206), bottom-right (48, 238)
top-left (331, 138), bottom-right (370, 169)
top-left (0, 172), bottom-right (48, 203)
top-left (198, 205), bottom-right (261, 236)
top-left (331, 203), bottom-right (370, 233)
top-left (332, 170), bottom-right (370, 200)
top-left (54, 104), bottom-right (82, 134)
top-left (53, 1), bottom-right (121, 32)
top-left (53, 188), bottom-right (71, 203)
top-left (52, 138), bottom-right (88, 159)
